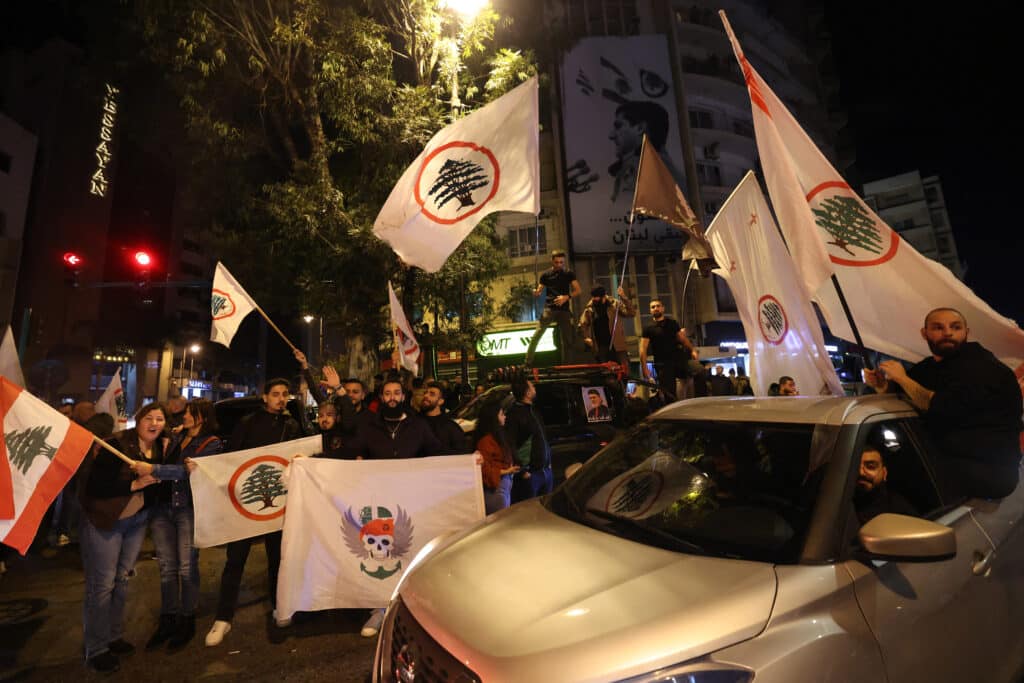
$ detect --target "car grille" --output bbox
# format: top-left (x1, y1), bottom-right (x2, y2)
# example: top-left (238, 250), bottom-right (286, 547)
top-left (387, 599), bottom-right (481, 683)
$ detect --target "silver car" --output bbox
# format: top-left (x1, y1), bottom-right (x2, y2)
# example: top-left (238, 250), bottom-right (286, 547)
top-left (373, 395), bottom-right (1024, 683)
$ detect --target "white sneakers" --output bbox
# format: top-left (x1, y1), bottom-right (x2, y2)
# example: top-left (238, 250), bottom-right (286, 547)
top-left (272, 609), bottom-right (292, 628)
top-left (204, 620), bottom-right (231, 647)
top-left (360, 608), bottom-right (385, 638)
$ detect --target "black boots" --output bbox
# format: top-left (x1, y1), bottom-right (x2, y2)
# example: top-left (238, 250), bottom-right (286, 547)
top-left (145, 614), bottom-right (178, 650)
top-left (167, 614), bottom-right (196, 651)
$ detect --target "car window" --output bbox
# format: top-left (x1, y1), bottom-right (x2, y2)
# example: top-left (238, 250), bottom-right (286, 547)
top-left (854, 421), bottom-right (943, 519)
top-left (547, 419), bottom-right (822, 563)
top-left (534, 384), bottom-right (573, 427)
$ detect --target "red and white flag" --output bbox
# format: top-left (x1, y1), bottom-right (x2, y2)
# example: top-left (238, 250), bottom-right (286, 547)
top-left (0, 377), bottom-right (93, 554)
top-left (722, 12), bottom-right (1024, 367)
top-left (95, 367), bottom-right (129, 432)
top-left (388, 282), bottom-right (420, 377)
top-left (373, 77), bottom-right (539, 272)
top-left (707, 172), bottom-right (843, 397)
top-left (0, 326), bottom-right (24, 388)
top-left (210, 262), bottom-right (259, 348)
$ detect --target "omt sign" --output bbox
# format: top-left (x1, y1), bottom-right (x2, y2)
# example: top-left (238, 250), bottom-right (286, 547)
top-left (476, 328), bottom-right (555, 358)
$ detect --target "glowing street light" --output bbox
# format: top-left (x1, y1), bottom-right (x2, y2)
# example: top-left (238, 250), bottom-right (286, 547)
top-left (440, 0), bottom-right (489, 17)
top-left (189, 343), bottom-right (201, 353)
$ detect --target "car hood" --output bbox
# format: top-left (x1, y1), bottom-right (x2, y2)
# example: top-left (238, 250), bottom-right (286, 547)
top-left (399, 500), bottom-right (777, 682)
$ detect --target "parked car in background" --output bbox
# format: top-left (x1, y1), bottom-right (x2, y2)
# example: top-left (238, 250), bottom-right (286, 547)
top-left (452, 365), bottom-right (651, 482)
top-left (375, 394), bottom-right (1024, 683)
top-left (213, 396), bottom-right (312, 448)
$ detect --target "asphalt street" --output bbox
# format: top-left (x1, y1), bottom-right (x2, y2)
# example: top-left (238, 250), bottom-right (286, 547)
top-left (0, 537), bottom-right (378, 681)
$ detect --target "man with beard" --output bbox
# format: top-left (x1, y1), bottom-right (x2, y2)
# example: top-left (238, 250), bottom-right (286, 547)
top-left (206, 378), bottom-right (301, 646)
top-left (419, 380), bottom-right (470, 455)
top-left (579, 285), bottom-right (635, 367)
top-left (349, 375), bottom-right (441, 638)
top-left (525, 251), bottom-right (581, 366)
top-left (863, 308), bottom-right (1023, 498)
top-left (853, 444), bottom-right (916, 525)
top-left (639, 299), bottom-right (703, 401)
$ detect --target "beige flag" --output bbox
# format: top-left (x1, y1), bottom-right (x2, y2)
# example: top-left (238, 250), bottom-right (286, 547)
top-left (630, 136), bottom-right (713, 261)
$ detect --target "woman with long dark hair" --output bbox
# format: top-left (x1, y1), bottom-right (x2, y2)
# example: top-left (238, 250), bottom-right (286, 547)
top-left (474, 398), bottom-right (520, 514)
top-left (79, 403), bottom-right (165, 673)
top-left (145, 399), bottom-right (223, 651)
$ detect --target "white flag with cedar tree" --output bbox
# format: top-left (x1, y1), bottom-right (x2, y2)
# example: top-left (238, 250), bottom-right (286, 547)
top-left (707, 172), bottom-right (843, 397)
top-left (373, 78), bottom-right (539, 272)
top-left (1, 377), bottom-right (93, 554)
top-left (388, 282), bottom-right (420, 376)
top-left (95, 367), bottom-right (129, 432)
top-left (210, 262), bottom-right (259, 348)
top-left (722, 11), bottom-right (1024, 366)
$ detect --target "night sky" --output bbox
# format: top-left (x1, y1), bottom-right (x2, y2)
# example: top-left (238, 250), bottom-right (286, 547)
top-left (823, 4), bottom-right (1024, 325)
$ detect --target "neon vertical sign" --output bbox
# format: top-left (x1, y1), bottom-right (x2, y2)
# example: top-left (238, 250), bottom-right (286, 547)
top-left (90, 83), bottom-right (120, 197)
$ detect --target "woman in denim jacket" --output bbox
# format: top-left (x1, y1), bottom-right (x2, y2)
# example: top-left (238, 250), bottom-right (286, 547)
top-left (144, 399), bottom-right (222, 651)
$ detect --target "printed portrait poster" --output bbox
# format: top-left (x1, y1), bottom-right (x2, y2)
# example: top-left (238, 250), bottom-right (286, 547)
top-left (583, 386), bottom-right (611, 422)
top-left (561, 35), bottom-right (691, 253)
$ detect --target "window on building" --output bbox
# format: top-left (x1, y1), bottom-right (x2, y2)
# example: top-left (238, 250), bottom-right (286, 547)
top-left (925, 186), bottom-right (939, 204)
top-left (732, 119), bottom-right (754, 137)
top-left (689, 109), bottom-right (715, 130)
top-left (508, 224), bottom-right (547, 258)
top-left (696, 162), bottom-right (722, 186)
top-left (0, 150), bottom-right (11, 174)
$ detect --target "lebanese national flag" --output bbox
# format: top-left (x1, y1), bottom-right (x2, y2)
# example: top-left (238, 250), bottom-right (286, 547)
top-left (721, 12), bottom-right (1024, 367)
top-left (95, 367), bottom-right (129, 432)
top-left (210, 262), bottom-right (259, 348)
top-left (707, 172), bottom-right (843, 397)
top-left (0, 377), bottom-right (93, 554)
top-left (388, 282), bottom-right (420, 377)
top-left (373, 77), bottom-right (539, 272)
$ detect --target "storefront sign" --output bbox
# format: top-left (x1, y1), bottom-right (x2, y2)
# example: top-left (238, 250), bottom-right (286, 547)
top-left (476, 328), bottom-right (554, 357)
top-left (90, 83), bottom-right (120, 197)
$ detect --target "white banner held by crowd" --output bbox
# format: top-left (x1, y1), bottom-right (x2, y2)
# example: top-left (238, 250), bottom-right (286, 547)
top-left (0, 326), bottom-right (25, 388)
top-left (373, 77), bottom-right (539, 272)
top-left (722, 12), bottom-right (1024, 367)
top-left (210, 262), bottom-right (259, 348)
top-left (1, 377), bottom-right (93, 554)
top-left (388, 282), bottom-right (420, 376)
top-left (190, 435), bottom-right (321, 548)
top-left (95, 367), bottom-right (129, 431)
top-left (276, 455), bottom-right (485, 615)
top-left (707, 172), bottom-right (843, 397)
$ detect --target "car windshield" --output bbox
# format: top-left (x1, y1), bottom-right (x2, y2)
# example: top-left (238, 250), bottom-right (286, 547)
top-left (547, 419), bottom-right (824, 563)
top-left (452, 388), bottom-right (510, 422)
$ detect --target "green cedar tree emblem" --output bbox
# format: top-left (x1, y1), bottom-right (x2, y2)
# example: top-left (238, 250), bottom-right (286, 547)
top-left (5, 426), bottom-right (57, 475)
top-left (238, 463), bottom-right (287, 510)
top-left (428, 158), bottom-right (489, 210)
top-left (811, 196), bottom-right (883, 257)
top-left (211, 293), bottom-right (229, 317)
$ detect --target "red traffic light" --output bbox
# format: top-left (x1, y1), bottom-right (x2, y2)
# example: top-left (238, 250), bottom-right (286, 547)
top-left (133, 251), bottom-right (152, 267)
top-left (63, 252), bottom-right (84, 267)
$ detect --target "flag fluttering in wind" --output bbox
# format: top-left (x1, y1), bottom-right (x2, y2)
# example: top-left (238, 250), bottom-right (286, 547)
top-left (630, 135), bottom-right (712, 260)
top-left (374, 77), bottom-right (540, 272)
top-left (276, 455), bottom-right (483, 615)
top-left (210, 262), bottom-right (259, 348)
top-left (0, 326), bottom-right (25, 388)
top-left (722, 11), bottom-right (1024, 366)
top-left (388, 282), bottom-right (420, 377)
top-left (707, 172), bottom-right (843, 397)
top-left (95, 367), bottom-right (129, 432)
top-left (1, 377), bottom-right (93, 554)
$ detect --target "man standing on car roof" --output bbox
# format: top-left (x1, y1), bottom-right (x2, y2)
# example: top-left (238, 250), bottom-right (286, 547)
top-left (579, 285), bottom-right (635, 368)
top-left (505, 376), bottom-right (552, 503)
top-left (863, 307), bottom-right (1023, 499)
top-left (205, 378), bottom-right (301, 647)
top-left (639, 299), bottom-right (703, 401)
top-left (525, 250), bottom-right (582, 366)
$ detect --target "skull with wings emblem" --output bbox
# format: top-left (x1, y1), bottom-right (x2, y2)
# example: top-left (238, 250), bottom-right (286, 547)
top-left (341, 505), bottom-right (415, 580)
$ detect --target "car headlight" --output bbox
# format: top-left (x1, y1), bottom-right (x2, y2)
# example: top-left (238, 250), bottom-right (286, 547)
top-left (617, 661), bottom-right (753, 683)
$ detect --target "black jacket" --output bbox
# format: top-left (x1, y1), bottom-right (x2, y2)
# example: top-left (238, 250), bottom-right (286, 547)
top-left (423, 413), bottom-right (471, 455)
top-left (504, 401), bottom-right (550, 470)
top-left (229, 409), bottom-right (301, 452)
top-left (350, 412), bottom-right (442, 460)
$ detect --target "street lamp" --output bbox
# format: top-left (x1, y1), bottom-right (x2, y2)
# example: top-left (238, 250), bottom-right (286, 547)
top-left (179, 343), bottom-right (201, 396)
top-left (302, 315), bottom-right (323, 366)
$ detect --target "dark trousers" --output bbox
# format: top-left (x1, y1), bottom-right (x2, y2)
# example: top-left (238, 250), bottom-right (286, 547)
top-left (525, 308), bottom-right (575, 365)
top-left (593, 342), bottom-right (629, 369)
top-left (215, 531), bottom-right (282, 621)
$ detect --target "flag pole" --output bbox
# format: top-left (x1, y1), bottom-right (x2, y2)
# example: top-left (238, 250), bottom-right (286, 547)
top-left (250, 304), bottom-right (299, 353)
top-left (91, 435), bottom-right (136, 466)
top-left (610, 136), bottom-right (649, 351)
top-left (829, 275), bottom-right (874, 371)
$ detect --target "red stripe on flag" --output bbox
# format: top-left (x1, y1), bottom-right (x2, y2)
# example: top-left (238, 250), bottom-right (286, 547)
top-left (0, 378), bottom-right (24, 519)
top-left (1, 421), bottom-right (93, 555)
top-left (805, 181), bottom-right (852, 203)
top-left (740, 57), bottom-right (770, 117)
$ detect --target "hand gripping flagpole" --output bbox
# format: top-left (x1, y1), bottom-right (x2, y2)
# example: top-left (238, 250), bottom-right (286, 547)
top-left (609, 135), bottom-right (649, 353)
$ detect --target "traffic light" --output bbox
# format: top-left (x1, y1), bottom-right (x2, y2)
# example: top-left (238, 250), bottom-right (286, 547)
top-left (131, 249), bottom-right (154, 305)
top-left (62, 252), bottom-right (84, 287)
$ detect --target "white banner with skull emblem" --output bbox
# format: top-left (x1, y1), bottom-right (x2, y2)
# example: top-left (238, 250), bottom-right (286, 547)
top-left (276, 455), bottom-right (484, 614)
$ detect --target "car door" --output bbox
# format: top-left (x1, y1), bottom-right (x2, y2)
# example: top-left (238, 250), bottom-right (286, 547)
top-left (842, 418), bottom-right (1008, 683)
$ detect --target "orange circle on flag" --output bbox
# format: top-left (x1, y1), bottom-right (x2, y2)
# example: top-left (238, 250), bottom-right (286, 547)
top-left (228, 455), bottom-right (289, 521)
top-left (211, 288), bottom-right (238, 320)
top-left (413, 141), bottom-right (501, 225)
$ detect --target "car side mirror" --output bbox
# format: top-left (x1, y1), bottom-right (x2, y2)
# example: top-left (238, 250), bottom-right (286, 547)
top-left (858, 513), bottom-right (956, 561)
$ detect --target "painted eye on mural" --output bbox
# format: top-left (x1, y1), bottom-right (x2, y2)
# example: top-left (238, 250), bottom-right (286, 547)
top-left (639, 69), bottom-right (669, 98)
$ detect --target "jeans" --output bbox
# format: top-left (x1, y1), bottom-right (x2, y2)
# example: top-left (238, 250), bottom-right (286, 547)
top-left (483, 474), bottom-right (513, 515)
top-left (529, 465), bottom-right (553, 498)
top-left (149, 503), bottom-right (200, 617)
top-left (525, 308), bottom-right (575, 365)
top-left (80, 509), bottom-right (149, 659)
top-left (215, 532), bottom-right (282, 622)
